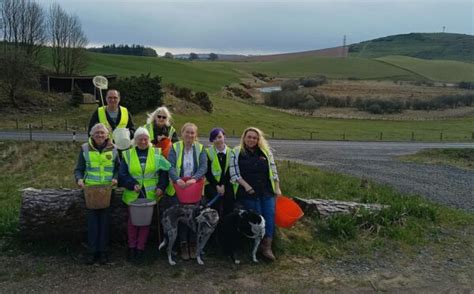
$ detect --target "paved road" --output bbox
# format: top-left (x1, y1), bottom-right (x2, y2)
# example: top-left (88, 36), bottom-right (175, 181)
top-left (2, 130), bottom-right (473, 210)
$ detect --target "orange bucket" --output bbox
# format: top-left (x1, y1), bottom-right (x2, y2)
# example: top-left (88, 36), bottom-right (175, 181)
top-left (157, 137), bottom-right (172, 158)
top-left (275, 195), bottom-right (304, 228)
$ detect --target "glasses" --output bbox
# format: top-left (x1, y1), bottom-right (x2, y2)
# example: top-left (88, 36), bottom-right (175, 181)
top-left (157, 115), bottom-right (167, 119)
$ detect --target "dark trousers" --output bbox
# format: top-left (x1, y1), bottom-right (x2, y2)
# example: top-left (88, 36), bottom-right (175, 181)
top-left (87, 207), bottom-right (110, 253)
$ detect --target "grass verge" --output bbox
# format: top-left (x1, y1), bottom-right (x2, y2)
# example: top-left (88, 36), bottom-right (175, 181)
top-left (398, 148), bottom-right (474, 170)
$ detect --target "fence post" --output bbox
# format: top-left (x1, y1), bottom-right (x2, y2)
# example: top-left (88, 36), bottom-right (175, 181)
top-left (29, 124), bottom-right (32, 141)
top-left (440, 132), bottom-right (443, 141)
top-left (380, 132), bottom-right (383, 141)
top-left (472, 132), bottom-right (474, 140)
top-left (232, 129), bottom-right (235, 137)
top-left (411, 132), bottom-right (415, 141)
top-left (65, 120), bottom-right (68, 131)
top-left (16, 119), bottom-right (19, 129)
top-left (272, 131), bottom-right (274, 138)
top-left (342, 132), bottom-right (346, 140)
top-left (41, 118), bottom-right (44, 130)
top-left (72, 131), bottom-right (76, 143)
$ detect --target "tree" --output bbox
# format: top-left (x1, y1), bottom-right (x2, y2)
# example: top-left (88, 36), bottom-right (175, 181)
top-left (48, 3), bottom-right (88, 76)
top-left (0, 0), bottom-right (47, 59)
top-left (71, 84), bottom-right (83, 107)
top-left (0, 50), bottom-right (40, 107)
top-left (164, 52), bottom-right (174, 59)
top-left (208, 53), bottom-right (218, 61)
top-left (189, 52), bottom-right (199, 60)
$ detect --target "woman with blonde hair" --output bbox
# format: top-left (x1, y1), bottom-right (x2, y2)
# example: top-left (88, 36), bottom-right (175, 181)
top-left (230, 127), bottom-right (282, 261)
top-left (144, 106), bottom-right (178, 156)
top-left (168, 122), bottom-right (208, 260)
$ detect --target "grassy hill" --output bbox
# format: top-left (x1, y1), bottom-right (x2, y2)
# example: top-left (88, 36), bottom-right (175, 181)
top-left (377, 55), bottom-right (474, 82)
top-left (349, 33), bottom-right (474, 62)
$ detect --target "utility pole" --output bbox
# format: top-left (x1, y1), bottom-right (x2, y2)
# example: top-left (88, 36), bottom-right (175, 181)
top-left (442, 26), bottom-right (446, 33)
top-left (342, 35), bottom-right (347, 58)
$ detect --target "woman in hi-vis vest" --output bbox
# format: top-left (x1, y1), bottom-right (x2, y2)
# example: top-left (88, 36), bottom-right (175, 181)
top-left (144, 106), bottom-right (179, 157)
top-left (204, 128), bottom-right (235, 217)
top-left (74, 123), bottom-right (120, 265)
top-left (230, 127), bottom-right (282, 261)
top-left (168, 122), bottom-right (207, 261)
top-left (119, 127), bottom-right (171, 262)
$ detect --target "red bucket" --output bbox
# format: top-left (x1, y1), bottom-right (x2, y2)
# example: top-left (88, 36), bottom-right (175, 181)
top-left (157, 137), bottom-right (172, 158)
top-left (275, 195), bottom-right (304, 228)
top-left (173, 176), bottom-right (204, 204)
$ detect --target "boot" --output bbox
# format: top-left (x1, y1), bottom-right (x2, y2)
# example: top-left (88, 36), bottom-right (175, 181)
top-left (261, 237), bottom-right (276, 261)
top-left (189, 242), bottom-right (197, 259)
top-left (180, 242), bottom-right (190, 261)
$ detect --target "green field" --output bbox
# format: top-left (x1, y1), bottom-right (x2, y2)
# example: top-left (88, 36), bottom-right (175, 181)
top-left (378, 55), bottom-right (474, 82)
top-left (399, 148), bottom-right (474, 170)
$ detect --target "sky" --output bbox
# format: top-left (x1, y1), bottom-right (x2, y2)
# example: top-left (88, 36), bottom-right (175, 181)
top-left (35, 0), bottom-right (473, 55)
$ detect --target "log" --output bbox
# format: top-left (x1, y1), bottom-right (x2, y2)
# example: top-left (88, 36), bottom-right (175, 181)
top-left (19, 188), bottom-right (145, 242)
top-left (293, 197), bottom-right (388, 218)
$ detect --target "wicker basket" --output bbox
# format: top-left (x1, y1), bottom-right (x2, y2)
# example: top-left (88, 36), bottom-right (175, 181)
top-left (83, 185), bottom-right (112, 209)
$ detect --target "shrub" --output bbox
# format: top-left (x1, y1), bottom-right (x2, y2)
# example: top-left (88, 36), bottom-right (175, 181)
top-left (109, 73), bottom-right (163, 114)
top-left (194, 91), bottom-right (213, 112)
top-left (71, 84), bottom-right (83, 107)
top-left (458, 81), bottom-right (474, 90)
top-left (300, 75), bottom-right (328, 88)
top-left (281, 80), bottom-right (299, 91)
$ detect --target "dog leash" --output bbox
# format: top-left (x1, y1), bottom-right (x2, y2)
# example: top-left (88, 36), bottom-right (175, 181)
top-left (206, 193), bottom-right (222, 207)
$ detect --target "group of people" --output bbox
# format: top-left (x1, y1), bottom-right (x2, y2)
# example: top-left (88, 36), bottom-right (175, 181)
top-left (74, 89), bottom-right (282, 265)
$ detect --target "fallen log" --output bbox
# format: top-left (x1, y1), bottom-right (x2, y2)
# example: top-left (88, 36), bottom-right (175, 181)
top-left (293, 197), bottom-right (388, 218)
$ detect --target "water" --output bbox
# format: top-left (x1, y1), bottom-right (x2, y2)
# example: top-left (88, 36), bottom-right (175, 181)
top-left (257, 86), bottom-right (282, 93)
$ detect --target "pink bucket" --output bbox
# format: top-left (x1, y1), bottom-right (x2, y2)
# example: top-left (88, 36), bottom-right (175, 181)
top-left (173, 176), bottom-right (204, 204)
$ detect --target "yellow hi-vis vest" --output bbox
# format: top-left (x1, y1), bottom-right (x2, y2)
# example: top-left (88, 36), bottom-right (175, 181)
top-left (98, 106), bottom-right (129, 131)
top-left (205, 145), bottom-right (230, 183)
top-left (122, 147), bottom-right (162, 204)
top-left (144, 123), bottom-right (176, 141)
top-left (165, 141), bottom-right (204, 196)
top-left (82, 138), bottom-right (117, 186)
top-left (232, 146), bottom-right (276, 194)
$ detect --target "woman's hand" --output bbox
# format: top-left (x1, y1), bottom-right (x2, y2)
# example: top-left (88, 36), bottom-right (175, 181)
top-left (157, 135), bottom-right (165, 142)
top-left (245, 186), bottom-right (255, 195)
top-left (274, 187), bottom-right (282, 196)
top-left (156, 188), bottom-right (163, 197)
top-left (111, 179), bottom-right (118, 186)
top-left (216, 185), bottom-right (225, 196)
top-left (77, 179), bottom-right (84, 188)
top-left (185, 178), bottom-right (197, 187)
top-left (133, 184), bottom-right (141, 192)
top-left (176, 179), bottom-right (186, 188)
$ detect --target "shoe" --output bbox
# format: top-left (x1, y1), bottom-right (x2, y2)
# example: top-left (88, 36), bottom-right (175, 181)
top-left (98, 252), bottom-right (109, 265)
top-left (261, 237), bottom-right (276, 261)
top-left (85, 252), bottom-right (99, 265)
top-left (135, 249), bottom-right (145, 261)
top-left (180, 242), bottom-right (190, 261)
top-left (189, 242), bottom-right (197, 259)
top-left (127, 248), bottom-right (136, 262)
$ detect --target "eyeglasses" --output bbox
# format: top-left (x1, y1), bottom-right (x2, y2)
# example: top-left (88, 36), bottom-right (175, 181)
top-left (157, 115), bottom-right (167, 119)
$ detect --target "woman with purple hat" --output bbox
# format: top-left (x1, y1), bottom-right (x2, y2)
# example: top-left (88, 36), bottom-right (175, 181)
top-left (205, 127), bottom-right (235, 217)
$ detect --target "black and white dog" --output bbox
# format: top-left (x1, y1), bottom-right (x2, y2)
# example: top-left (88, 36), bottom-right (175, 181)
top-left (218, 209), bottom-right (266, 264)
top-left (159, 204), bottom-right (219, 265)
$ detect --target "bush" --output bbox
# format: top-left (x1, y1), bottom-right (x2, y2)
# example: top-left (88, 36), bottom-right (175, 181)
top-left (194, 91), bottom-right (213, 112)
top-left (281, 80), bottom-right (299, 91)
top-left (109, 73), bottom-right (163, 114)
top-left (458, 81), bottom-right (474, 90)
top-left (300, 75), bottom-right (328, 88)
top-left (71, 85), bottom-right (83, 107)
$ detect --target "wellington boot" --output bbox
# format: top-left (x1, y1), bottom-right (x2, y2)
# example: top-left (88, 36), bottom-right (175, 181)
top-left (261, 237), bottom-right (276, 261)
top-left (189, 242), bottom-right (197, 259)
top-left (180, 242), bottom-right (190, 261)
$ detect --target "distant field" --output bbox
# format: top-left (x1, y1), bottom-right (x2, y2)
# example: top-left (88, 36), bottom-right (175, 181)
top-left (377, 56), bottom-right (474, 82)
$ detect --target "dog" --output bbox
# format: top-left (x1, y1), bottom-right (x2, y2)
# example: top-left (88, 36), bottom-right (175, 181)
top-left (159, 204), bottom-right (219, 265)
top-left (218, 209), bottom-right (265, 264)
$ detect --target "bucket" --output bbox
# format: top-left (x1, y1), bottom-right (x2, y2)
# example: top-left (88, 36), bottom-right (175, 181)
top-left (173, 176), bottom-right (204, 204)
top-left (156, 137), bottom-right (172, 158)
top-left (83, 185), bottom-right (112, 209)
top-left (275, 195), bottom-right (304, 228)
top-left (129, 198), bottom-right (156, 226)
top-left (112, 128), bottom-right (132, 150)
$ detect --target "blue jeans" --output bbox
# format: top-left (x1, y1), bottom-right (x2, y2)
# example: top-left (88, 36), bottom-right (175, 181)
top-left (87, 208), bottom-right (110, 253)
top-left (238, 194), bottom-right (276, 238)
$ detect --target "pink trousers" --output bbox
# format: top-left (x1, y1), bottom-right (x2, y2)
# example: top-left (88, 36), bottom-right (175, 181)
top-left (127, 210), bottom-right (150, 250)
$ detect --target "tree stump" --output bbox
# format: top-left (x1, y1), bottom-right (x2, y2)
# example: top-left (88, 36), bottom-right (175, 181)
top-left (293, 197), bottom-right (388, 218)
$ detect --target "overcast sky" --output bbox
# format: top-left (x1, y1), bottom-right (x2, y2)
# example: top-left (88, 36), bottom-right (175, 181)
top-left (35, 0), bottom-right (473, 55)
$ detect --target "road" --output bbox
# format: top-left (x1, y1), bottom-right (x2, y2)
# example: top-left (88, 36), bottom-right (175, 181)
top-left (1, 130), bottom-right (473, 210)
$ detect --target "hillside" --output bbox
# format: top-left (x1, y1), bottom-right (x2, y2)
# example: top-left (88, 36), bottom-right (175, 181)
top-left (349, 33), bottom-right (474, 62)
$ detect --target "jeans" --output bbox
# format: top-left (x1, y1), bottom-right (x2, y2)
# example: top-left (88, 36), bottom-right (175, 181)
top-left (238, 193), bottom-right (276, 238)
top-left (87, 208), bottom-right (110, 253)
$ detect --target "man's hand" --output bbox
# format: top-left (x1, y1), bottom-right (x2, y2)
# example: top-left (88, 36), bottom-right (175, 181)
top-left (156, 188), bottom-right (163, 197)
top-left (111, 179), bottom-right (118, 186)
top-left (77, 179), bottom-right (84, 188)
top-left (133, 184), bottom-right (141, 192)
top-left (216, 185), bottom-right (225, 196)
top-left (176, 179), bottom-right (186, 188)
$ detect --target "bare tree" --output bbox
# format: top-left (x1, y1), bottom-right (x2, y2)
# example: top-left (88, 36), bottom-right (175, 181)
top-left (48, 3), bottom-right (88, 76)
top-left (0, 0), bottom-right (46, 58)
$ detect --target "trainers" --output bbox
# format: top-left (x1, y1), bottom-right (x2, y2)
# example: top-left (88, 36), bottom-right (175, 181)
top-left (180, 242), bottom-right (190, 261)
top-left (127, 248), bottom-right (136, 262)
top-left (98, 252), bottom-right (109, 265)
top-left (135, 249), bottom-right (145, 263)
